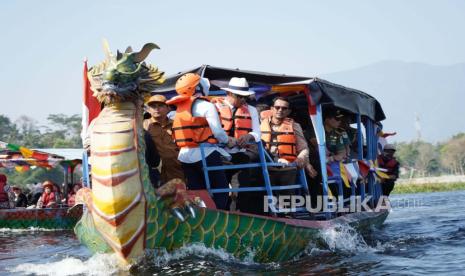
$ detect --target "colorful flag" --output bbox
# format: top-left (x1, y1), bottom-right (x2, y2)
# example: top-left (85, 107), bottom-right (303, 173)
top-left (81, 59), bottom-right (101, 142)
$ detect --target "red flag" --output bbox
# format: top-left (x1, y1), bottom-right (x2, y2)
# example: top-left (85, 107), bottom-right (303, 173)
top-left (357, 160), bottom-right (370, 178)
top-left (83, 59), bottom-right (101, 124)
top-left (81, 59), bottom-right (101, 141)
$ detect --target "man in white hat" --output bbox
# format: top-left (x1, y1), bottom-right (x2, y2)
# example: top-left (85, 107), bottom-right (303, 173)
top-left (212, 77), bottom-right (262, 213)
top-left (213, 77), bottom-right (261, 162)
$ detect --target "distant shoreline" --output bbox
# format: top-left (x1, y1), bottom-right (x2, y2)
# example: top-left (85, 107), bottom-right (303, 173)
top-left (392, 182), bottom-right (465, 194)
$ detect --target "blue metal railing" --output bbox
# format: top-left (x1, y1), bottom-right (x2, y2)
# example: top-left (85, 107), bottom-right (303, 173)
top-left (200, 141), bottom-right (309, 215)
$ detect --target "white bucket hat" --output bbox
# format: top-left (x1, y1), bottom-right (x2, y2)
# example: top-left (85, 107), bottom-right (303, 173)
top-left (221, 77), bottom-right (255, 96)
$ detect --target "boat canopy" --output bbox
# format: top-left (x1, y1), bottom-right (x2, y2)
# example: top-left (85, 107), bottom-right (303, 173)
top-left (0, 141), bottom-right (81, 171)
top-left (151, 65), bottom-right (385, 122)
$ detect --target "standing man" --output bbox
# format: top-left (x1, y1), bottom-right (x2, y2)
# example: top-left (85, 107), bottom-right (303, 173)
top-left (167, 73), bottom-right (233, 210)
top-left (261, 97), bottom-right (310, 197)
top-left (144, 94), bottom-right (185, 185)
top-left (377, 144), bottom-right (400, 196)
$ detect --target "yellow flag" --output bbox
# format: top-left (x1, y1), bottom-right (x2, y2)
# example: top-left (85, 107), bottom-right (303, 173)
top-left (339, 162), bottom-right (351, 188)
top-left (19, 146), bottom-right (33, 158)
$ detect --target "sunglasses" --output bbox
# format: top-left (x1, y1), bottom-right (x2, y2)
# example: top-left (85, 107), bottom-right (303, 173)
top-left (232, 94), bottom-right (248, 100)
top-left (273, 105), bottom-right (289, 111)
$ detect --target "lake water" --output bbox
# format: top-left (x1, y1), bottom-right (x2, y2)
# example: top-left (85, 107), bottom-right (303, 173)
top-left (1, 191), bottom-right (464, 275)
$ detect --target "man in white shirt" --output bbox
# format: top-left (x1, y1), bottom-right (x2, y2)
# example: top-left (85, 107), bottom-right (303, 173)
top-left (167, 73), bottom-right (234, 210)
top-left (213, 77), bottom-right (263, 213)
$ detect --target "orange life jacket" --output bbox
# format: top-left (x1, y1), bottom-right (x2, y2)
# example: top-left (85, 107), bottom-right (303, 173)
top-left (261, 117), bottom-right (297, 162)
top-left (170, 96), bottom-right (218, 148)
top-left (0, 182), bottom-right (8, 203)
top-left (212, 98), bottom-right (253, 139)
top-left (260, 110), bottom-right (273, 120)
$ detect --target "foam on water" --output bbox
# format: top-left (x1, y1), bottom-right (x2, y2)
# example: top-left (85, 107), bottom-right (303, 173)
top-left (145, 243), bottom-right (261, 267)
top-left (318, 223), bottom-right (386, 254)
top-left (8, 253), bottom-right (126, 276)
top-left (0, 227), bottom-right (68, 232)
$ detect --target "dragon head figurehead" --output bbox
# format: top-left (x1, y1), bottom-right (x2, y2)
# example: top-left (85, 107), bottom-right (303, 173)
top-left (88, 40), bottom-right (165, 105)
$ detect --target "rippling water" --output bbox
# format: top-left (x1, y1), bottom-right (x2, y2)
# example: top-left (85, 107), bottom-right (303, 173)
top-left (1, 191), bottom-right (464, 275)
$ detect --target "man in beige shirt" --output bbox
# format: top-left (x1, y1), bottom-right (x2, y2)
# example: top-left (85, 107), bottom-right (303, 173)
top-left (261, 97), bottom-right (311, 195)
top-left (144, 95), bottom-right (185, 184)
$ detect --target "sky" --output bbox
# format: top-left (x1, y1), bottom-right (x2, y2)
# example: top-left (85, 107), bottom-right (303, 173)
top-left (1, 0), bottom-right (464, 141)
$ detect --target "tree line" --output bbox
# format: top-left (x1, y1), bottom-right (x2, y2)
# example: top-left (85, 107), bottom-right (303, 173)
top-left (395, 133), bottom-right (465, 177)
top-left (1, 113), bottom-right (464, 184)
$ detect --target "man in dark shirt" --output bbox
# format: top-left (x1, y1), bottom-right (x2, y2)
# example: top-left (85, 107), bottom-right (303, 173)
top-left (12, 186), bottom-right (28, 208)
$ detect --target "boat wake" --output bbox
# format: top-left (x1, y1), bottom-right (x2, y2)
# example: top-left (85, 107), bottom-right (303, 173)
top-left (8, 253), bottom-right (125, 276)
top-left (0, 227), bottom-right (69, 232)
top-left (317, 223), bottom-right (386, 254)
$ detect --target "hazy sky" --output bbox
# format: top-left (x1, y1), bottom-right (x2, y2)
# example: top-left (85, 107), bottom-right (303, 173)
top-left (1, 0), bottom-right (464, 140)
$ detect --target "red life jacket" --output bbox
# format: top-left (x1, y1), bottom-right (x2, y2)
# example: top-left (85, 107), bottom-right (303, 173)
top-left (168, 95), bottom-right (218, 148)
top-left (377, 156), bottom-right (399, 173)
top-left (0, 182), bottom-right (8, 203)
top-left (41, 192), bottom-right (56, 208)
top-left (212, 98), bottom-right (253, 139)
top-left (261, 117), bottom-right (297, 162)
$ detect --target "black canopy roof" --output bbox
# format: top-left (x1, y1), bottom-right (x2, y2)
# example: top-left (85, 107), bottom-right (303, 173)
top-left (152, 65), bottom-right (385, 121)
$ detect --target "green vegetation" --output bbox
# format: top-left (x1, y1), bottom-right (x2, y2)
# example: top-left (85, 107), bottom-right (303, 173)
top-left (393, 182), bottom-right (465, 194)
top-left (0, 114), bottom-right (82, 186)
top-left (396, 134), bottom-right (465, 177)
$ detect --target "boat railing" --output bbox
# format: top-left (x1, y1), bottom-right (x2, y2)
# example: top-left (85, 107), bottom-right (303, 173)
top-left (200, 141), bottom-right (309, 215)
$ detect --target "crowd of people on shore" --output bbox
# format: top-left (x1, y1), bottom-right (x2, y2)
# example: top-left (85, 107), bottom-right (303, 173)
top-left (0, 174), bottom-right (82, 209)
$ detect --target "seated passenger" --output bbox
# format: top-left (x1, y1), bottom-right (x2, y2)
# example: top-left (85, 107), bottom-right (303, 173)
top-left (261, 97), bottom-right (309, 194)
top-left (324, 107), bottom-right (349, 162)
top-left (144, 94), bottom-right (185, 185)
top-left (36, 180), bottom-right (57, 208)
top-left (67, 183), bottom-right (82, 206)
top-left (167, 73), bottom-right (233, 210)
top-left (213, 77), bottom-right (262, 212)
top-left (0, 174), bottom-right (14, 209)
top-left (12, 186), bottom-right (28, 208)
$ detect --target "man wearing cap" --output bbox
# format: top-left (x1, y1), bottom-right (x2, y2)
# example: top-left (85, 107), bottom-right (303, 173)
top-left (167, 73), bottom-right (233, 210)
top-left (213, 77), bottom-right (261, 179)
top-left (377, 144), bottom-right (400, 196)
top-left (144, 94), bottom-right (185, 185)
top-left (324, 107), bottom-right (350, 162)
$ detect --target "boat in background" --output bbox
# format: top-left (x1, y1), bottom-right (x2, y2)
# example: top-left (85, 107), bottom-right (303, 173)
top-left (0, 146), bottom-right (83, 229)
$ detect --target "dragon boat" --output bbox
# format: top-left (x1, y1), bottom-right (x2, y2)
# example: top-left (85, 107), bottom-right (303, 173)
top-left (74, 42), bottom-right (390, 266)
top-left (0, 146), bottom-right (83, 229)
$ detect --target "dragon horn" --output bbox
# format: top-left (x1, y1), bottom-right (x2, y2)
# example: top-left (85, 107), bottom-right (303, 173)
top-left (102, 38), bottom-right (113, 60)
top-left (133, 43), bottom-right (160, 63)
top-left (125, 46), bottom-right (133, 53)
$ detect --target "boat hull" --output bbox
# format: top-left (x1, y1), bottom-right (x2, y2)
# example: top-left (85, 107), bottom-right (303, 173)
top-left (0, 206), bottom-right (83, 230)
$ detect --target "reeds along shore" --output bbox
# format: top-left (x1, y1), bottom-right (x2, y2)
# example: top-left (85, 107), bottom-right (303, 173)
top-left (392, 182), bottom-right (465, 194)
